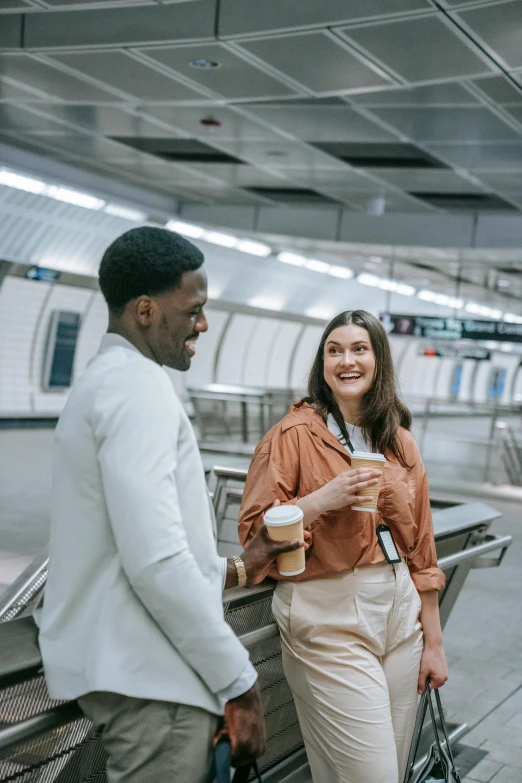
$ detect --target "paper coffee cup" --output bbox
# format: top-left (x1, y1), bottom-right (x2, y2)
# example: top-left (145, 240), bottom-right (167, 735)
top-left (264, 506), bottom-right (305, 577)
top-left (350, 451), bottom-right (386, 512)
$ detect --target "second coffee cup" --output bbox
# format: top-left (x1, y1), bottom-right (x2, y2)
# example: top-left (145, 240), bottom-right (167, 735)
top-left (264, 505), bottom-right (305, 576)
top-left (350, 451), bottom-right (386, 512)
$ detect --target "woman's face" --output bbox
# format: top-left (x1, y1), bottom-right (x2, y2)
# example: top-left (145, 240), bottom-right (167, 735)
top-left (323, 324), bottom-right (376, 408)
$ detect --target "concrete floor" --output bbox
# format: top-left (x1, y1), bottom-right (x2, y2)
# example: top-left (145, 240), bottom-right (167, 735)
top-left (0, 428), bottom-right (521, 782)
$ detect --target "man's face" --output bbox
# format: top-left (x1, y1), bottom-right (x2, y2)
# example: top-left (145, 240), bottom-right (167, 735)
top-left (150, 268), bottom-right (208, 371)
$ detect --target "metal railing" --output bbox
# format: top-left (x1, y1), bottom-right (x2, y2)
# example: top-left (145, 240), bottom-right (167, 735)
top-left (0, 466), bottom-right (513, 783)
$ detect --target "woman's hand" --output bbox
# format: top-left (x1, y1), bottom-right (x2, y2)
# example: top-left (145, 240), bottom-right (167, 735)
top-left (314, 468), bottom-right (382, 514)
top-left (418, 643), bottom-right (448, 693)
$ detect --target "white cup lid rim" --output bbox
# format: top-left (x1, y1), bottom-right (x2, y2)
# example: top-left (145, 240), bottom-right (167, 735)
top-left (351, 451), bottom-right (386, 461)
top-left (264, 506), bottom-right (304, 526)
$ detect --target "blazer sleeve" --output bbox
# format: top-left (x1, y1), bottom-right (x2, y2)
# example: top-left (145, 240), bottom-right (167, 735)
top-left (408, 462), bottom-right (446, 592)
top-left (93, 361), bottom-right (251, 695)
top-left (238, 426), bottom-right (301, 548)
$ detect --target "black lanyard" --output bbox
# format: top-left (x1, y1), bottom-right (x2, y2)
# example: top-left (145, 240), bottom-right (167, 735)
top-left (336, 425), bottom-right (377, 455)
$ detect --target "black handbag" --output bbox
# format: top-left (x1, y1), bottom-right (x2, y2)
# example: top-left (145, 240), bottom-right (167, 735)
top-left (213, 734), bottom-right (263, 783)
top-left (403, 682), bottom-right (461, 783)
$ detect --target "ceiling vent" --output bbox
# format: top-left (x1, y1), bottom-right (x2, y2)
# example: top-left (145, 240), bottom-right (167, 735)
top-left (245, 187), bottom-right (341, 204)
top-left (411, 192), bottom-right (518, 211)
top-left (110, 138), bottom-right (246, 164)
top-left (312, 142), bottom-right (448, 169)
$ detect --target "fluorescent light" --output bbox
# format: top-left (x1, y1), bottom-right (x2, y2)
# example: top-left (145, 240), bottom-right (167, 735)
top-left (418, 290), bottom-right (464, 309)
top-left (465, 302), bottom-right (502, 319)
top-left (357, 273), bottom-right (415, 296)
top-left (278, 251), bottom-right (334, 274)
top-left (166, 220), bottom-right (206, 239)
top-left (248, 296), bottom-right (284, 311)
top-left (277, 252), bottom-right (306, 267)
top-left (504, 313), bottom-right (522, 324)
top-left (306, 306), bottom-right (334, 320)
top-left (357, 273), bottom-right (381, 287)
top-left (328, 265), bottom-right (353, 279)
top-left (105, 204), bottom-right (146, 222)
top-left (46, 185), bottom-right (105, 210)
top-left (234, 239), bottom-right (272, 257)
top-left (0, 169), bottom-right (46, 194)
top-left (394, 283), bottom-right (416, 296)
top-left (204, 230), bottom-right (237, 248)
top-left (304, 259), bottom-right (330, 274)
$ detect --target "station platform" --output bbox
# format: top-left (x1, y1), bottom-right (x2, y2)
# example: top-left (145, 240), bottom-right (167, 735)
top-left (0, 427), bottom-right (521, 782)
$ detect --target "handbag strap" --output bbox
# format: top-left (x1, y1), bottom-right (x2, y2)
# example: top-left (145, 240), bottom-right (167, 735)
top-left (403, 682), bottom-right (430, 783)
top-left (431, 688), bottom-right (461, 782)
top-left (232, 760), bottom-right (262, 783)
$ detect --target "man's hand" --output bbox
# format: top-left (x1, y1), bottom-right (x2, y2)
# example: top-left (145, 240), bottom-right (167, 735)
top-left (241, 501), bottom-right (311, 585)
top-left (224, 682), bottom-right (265, 767)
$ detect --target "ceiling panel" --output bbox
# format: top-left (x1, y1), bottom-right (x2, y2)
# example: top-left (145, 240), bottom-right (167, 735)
top-left (28, 104), bottom-right (181, 137)
top-left (0, 104), bottom-right (74, 133)
top-left (369, 106), bottom-right (522, 142)
top-left (426, 142), bottom-right (522, 171)
top-left (234, 32), bottom-right (393, 94)
top-left (48, 51), bottom-right (207, 101)
top-left (23, 1), bottom-right (216, 50)
top-left (219, 0), bottom-right (432, 38)
top-left (0, 54), bottom-right (120, 101)
top-left (0, 0), bottom-right (34, 8)
top-left (166, 163), bottom-right (292, 187)
top-left (350, 82), bottom-right (480, 106)
top-left (475, 172), bottom-right (522, 193)
top-left (138, 43), bottom-right (298, 100)
top-left (0, 79), bottom-right (46, 101)
top-left (503, 105), bottom-right (522, 124)
top-left (341, 191), bottom-right (434, 212)
top-left (273, 168), bottom-right (385, 189)
top-left (472, 74), bottom-right (522, 104)
top-left (40, 0), bottom-right (157, 5)
top-left (19, 133), bottom-right (148, 162)
top-left (458, 1), bottom-right (522, 69)
top-left (242, 104), bottom-right (395, 142)
top-left (365, 168), bottom-right (486, 192)
top-left (342, 15), bottom-right (494, 82)
top-left (207, 140), bottom-right (341, 169)
top-left (143, 105), bottom-right (284, 142)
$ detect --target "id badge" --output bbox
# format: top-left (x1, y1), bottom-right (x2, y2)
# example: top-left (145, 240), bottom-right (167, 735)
top-left (376, 524), bottom-right (401, 564)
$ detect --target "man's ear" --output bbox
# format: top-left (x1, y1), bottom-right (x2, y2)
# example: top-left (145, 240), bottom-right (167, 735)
top-left (134, 296), bottom-right (155, 326)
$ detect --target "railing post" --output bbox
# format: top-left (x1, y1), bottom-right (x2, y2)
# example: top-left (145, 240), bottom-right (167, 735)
top-left (483, 405), bottom-right (499, 483)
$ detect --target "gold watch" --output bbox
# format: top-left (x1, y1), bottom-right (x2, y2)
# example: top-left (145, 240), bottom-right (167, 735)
top-left (231, 556), bottom-right (248, 587)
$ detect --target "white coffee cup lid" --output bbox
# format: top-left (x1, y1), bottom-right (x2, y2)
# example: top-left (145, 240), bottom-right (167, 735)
top-left (351, 451), bottom-right (386, 462)
top-left (264, 505), bottom-right (304, 526)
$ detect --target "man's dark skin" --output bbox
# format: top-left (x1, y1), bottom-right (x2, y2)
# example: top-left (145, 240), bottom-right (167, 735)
top-left (106, 265), bottom-right (309, 768)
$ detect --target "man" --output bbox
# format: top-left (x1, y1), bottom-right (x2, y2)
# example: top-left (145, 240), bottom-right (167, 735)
top-left (38, 226), bottom-right (305, 783)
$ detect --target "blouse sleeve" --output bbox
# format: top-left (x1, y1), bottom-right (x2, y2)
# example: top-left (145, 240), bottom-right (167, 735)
top-left (408, 463), bottom-right (446, 592)
top-left (238, 427), bottom-right (301, 548)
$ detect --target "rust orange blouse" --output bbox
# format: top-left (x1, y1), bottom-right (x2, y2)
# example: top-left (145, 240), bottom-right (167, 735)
top-left (238, 401), bottom-right (445, 592)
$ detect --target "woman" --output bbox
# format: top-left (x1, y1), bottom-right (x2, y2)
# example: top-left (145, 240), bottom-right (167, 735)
top-left (238, 310), bottom-right (448, 783)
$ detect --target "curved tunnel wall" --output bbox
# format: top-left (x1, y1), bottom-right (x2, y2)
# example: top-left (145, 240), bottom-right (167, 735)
top-left (0, 272), bottom-right (521, 418)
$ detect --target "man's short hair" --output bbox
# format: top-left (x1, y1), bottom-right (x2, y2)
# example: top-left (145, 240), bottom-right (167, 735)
top-left (99, 226), bottom-right (204, 313)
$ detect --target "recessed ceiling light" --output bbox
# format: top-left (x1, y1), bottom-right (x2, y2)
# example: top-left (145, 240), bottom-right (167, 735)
top-left (190, 58), bottom-right (221, 69)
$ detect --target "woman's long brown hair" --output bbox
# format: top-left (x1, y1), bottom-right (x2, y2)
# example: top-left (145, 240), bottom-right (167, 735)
top-left (306, 310), bottom-right (412, 466)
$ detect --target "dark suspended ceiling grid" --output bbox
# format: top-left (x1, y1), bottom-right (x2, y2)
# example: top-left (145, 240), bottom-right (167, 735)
top-left (0, 0), bottom-right (521, 214)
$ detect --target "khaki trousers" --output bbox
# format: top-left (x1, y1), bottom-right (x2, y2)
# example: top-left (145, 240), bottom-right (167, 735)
top-left (78, 691), bottom-right (219, 783)
top-left (273, 560), bottom-right (423, 783)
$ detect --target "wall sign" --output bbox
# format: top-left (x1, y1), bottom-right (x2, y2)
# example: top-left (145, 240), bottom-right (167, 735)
top-left (419, 344), bottom-right (491, 360)
top-left (380, 313), bottom-right (522, 343)
top-left (27, 266), bottom-right (61, 283)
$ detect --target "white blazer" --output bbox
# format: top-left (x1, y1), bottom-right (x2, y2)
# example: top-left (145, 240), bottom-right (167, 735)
top-left (38, 334), bottom-right (252, 715)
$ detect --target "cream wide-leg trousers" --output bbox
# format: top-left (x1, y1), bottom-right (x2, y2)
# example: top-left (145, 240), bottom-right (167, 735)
top-left (273, 560), bottom-right (424, 783)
